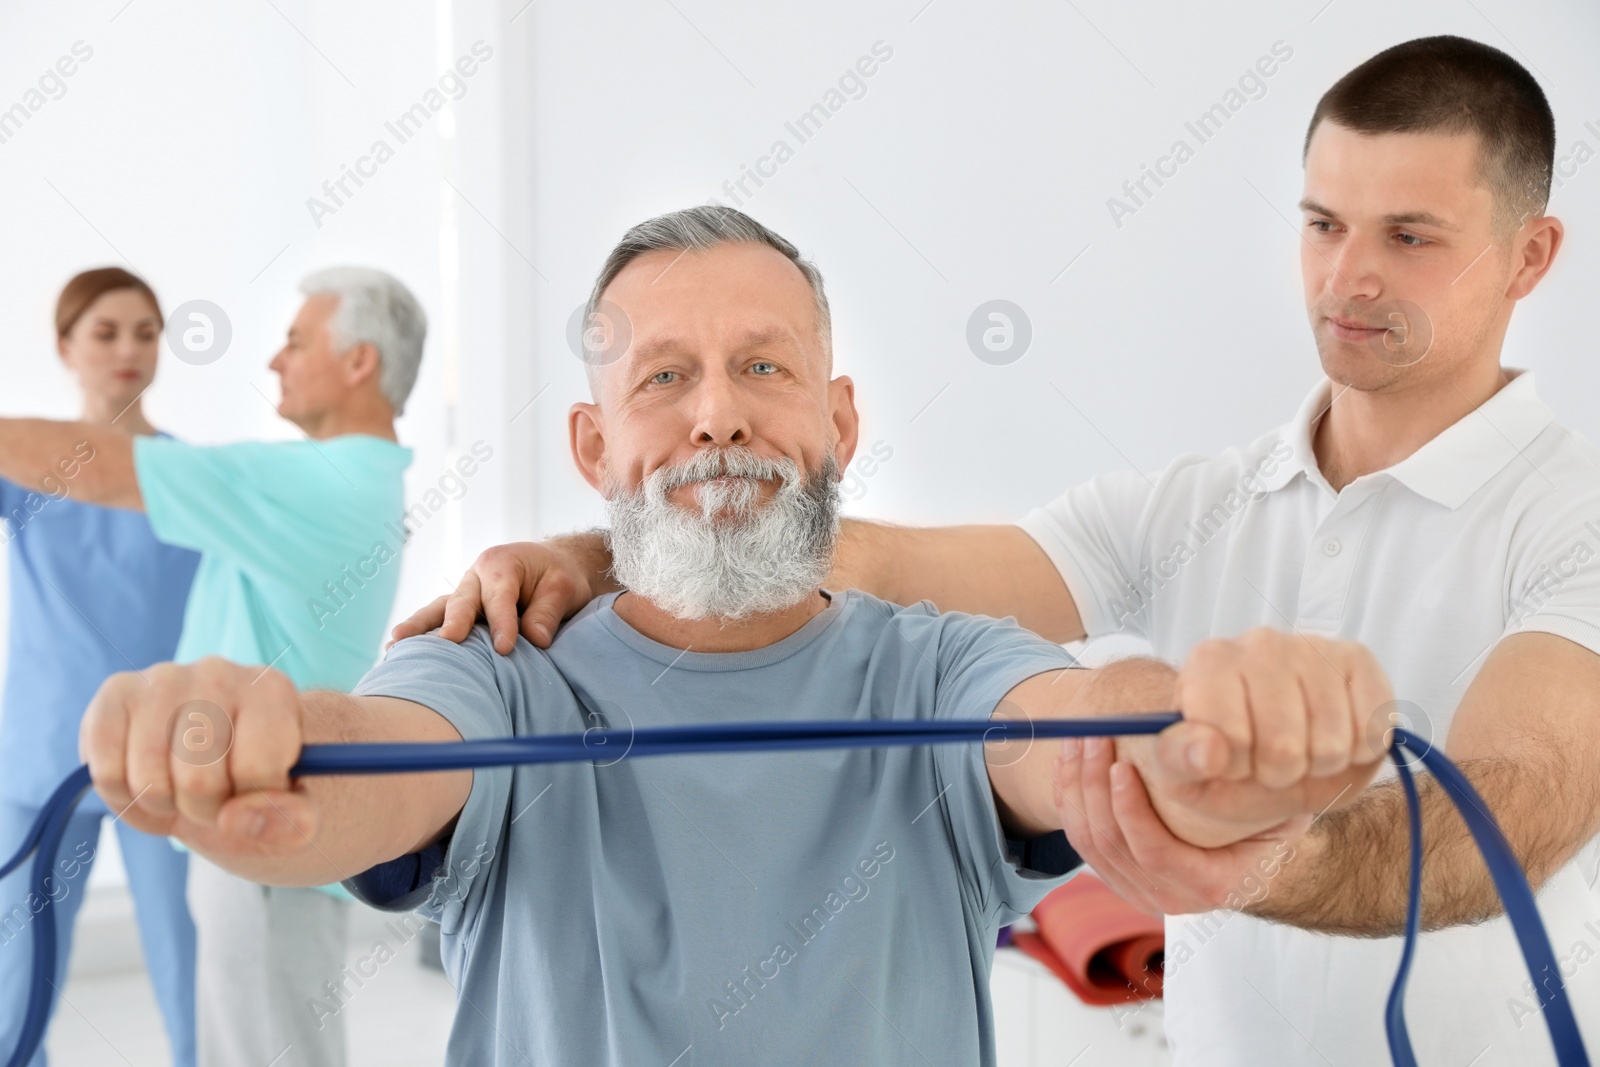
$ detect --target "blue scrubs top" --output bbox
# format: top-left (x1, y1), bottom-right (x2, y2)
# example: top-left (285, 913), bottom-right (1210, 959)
top-left (0, 436), bottom-right (200, 814)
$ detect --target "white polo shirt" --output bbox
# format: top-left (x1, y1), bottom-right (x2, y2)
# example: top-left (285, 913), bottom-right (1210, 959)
top-left (1019, 368), bottom-right (1600, 1066)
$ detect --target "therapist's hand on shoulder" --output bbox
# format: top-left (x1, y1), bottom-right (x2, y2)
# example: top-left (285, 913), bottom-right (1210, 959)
top-left (1115, 627), bottom-right (1392, 852)
top-left (391, 540), bottom-right (592, 654)
top-left (80, 657), bottom-right (316, 858)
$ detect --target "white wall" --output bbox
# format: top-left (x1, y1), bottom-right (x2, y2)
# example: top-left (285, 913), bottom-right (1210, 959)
top-left (0, 0), bottom-right (1595, 963)
top-left (0, 2), bottom-right (1594, 1062)
top-left (3, 0), bottom-right (1598, 677)
top-left (514, 0), bottom-right (1600, 540)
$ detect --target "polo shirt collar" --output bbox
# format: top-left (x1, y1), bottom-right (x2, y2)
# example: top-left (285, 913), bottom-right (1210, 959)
top-left (1256, 367), bottom-right (1555, 508)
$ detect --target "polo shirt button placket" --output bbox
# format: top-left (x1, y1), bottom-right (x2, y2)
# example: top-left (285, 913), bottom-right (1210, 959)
top-left (1298, 494), bottom-right (1367, 630)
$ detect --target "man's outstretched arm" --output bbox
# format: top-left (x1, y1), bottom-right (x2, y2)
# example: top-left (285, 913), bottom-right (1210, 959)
top-left (1056, 631), bottom-right (1600, 932)
top-left (986, 628), bottom-right (1391, 848)
top-left (0, 417), bottom-right (143, 510)
top-left (1249, 630), bottom-right (1600, 934)
top-left (80, 657), bottom-right (471, 888)
top-left (394, 520), bottom-right (1083, 652)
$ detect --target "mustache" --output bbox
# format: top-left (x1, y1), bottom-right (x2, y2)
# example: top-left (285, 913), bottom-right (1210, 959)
top-left (646, 447), bottom-right (804, 496)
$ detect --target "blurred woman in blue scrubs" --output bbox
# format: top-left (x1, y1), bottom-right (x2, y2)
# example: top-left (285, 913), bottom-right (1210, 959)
top-left (0, 268), bottom-right (200, 1066)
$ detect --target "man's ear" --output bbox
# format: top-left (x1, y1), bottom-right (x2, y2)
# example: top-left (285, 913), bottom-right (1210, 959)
top-left (570, 401), bottom-right (608, 492)
top-left (342, 340), bottom-right (383, 390)
top-left (1506, 214), bottom-right (1564, 301)
top-left (829, 375), bottom-right (860, 474)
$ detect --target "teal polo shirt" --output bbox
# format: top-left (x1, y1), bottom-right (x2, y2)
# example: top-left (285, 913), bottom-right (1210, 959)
top-left (134, 433), bottom-right (414, 897)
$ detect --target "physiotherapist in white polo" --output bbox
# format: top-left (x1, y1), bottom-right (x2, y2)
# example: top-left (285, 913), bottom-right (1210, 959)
top-left (398, 35), bottom-right (1600, 1064)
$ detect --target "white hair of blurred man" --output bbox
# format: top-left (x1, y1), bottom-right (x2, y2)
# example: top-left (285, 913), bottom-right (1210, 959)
top-left (298, 265), bottom-right (428, 415)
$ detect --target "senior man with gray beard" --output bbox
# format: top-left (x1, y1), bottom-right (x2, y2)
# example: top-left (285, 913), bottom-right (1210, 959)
top-left (77, 207), bottom-right (1393, 1066)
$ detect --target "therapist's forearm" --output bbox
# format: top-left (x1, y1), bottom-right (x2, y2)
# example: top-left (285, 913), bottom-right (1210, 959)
top-left (549, 529), bottom-right (622, 597)
top-left (1246, 754), bottom-right (1569, 935)
top-left (0, 418), bottom-right (143, 510)
top-left (829, 520), bottom-right (1085, 641)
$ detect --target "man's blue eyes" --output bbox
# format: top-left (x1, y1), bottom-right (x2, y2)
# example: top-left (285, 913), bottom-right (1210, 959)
top-left (650, 364), bottom-right (778, 384)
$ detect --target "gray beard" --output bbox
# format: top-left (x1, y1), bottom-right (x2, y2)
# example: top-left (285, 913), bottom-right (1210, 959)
top-left (605, 446), bottom-right (841, 621)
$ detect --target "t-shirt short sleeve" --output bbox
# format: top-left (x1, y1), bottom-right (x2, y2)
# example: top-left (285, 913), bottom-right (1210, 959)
top-left (923, 608), bottom-right (1085, 925)
top-left (340, 627), bottom-right (522, 936)
top-left (133, 436), bottom-right (328, 586)
top-left (1017, 468), bottom-right (1160, 640)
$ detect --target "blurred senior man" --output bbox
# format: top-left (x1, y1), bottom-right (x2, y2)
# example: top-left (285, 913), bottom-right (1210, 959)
top-left (0, 266), bottom-right (426, 1067)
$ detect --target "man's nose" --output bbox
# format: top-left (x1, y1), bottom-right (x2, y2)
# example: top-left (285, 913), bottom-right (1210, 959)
top-left (1325, 234), bottom-right (1383, 303)
top-left (686, 373), bottom-right (752, 447)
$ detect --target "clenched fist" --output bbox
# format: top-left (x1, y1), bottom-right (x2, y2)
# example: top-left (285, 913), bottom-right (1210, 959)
top-left (80, 656), bottom-right (318, 861)
top-left (1119, 627), bottom-right (1393, 847)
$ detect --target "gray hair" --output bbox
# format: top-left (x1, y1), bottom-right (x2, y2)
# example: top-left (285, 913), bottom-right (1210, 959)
top-left (298, 266), bottom-right (427, 416)
top-left (581, 206), bottom-right (832, 396)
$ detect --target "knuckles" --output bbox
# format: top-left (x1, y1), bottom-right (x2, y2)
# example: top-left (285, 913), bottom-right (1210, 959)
top-left (1183, 638), bottom-right (1235, 675)
top-left (1257, 734), bottom-right (1308, 774)
top-left (478, 544), bottom-right (536, 575)
top-left (542, 569), bottom-right (576, 597)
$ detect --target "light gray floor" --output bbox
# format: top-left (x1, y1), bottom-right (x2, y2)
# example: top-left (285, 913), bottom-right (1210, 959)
top-left (43, 884), bottom-right (1166, 1066)
top-left (45, 889), bottom-right (456, 1066)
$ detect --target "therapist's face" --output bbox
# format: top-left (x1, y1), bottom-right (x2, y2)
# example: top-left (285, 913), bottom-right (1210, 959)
top-left (57, 289), bottom-right (162, 412)
top-left (1298, 120), bottom-right (1547, 393)
top-left (570, 241), bottom-right (859, 510)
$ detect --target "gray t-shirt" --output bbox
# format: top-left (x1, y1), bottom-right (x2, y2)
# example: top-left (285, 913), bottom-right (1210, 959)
top-left (344, 589), bottom-right (1081, 1066)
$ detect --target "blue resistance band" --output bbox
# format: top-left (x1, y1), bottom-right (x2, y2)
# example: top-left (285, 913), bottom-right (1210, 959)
top-left (0, 716), bottom-right (1588, 1067)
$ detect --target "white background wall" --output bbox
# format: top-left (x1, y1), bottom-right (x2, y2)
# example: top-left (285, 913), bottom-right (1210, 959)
top-left (4, 0), bottom-right (1598, 837)
top-left (2, 0), bottom-right (1598, 673)
top-left (0, 0), bottom-right (1596, 1056)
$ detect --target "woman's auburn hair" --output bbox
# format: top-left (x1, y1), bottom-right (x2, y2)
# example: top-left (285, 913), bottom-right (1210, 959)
top-left (55, 267), bottom-right (162, 339)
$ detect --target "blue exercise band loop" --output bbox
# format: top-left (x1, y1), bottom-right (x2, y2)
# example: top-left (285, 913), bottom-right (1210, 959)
top-left (0, 718), bottom-right (1588, 1066)
top-left (1386, 733), bottom-right (1589, 1066)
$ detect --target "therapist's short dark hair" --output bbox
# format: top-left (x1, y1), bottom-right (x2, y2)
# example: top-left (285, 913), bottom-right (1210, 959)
top-left (1305, 35), bottom-right (1555, 238)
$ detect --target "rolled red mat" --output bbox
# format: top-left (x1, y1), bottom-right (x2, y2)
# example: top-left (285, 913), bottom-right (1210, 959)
top-left (1009, 872), bottom-right (1164, 1006)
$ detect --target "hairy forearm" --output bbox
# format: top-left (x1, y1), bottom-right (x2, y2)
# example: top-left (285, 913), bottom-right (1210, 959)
top-left (557, 528), bottom-right (621, 596)
top-left (201, 691), bottom-right (469, 888)
top-left (830, 520), bottom-right (1084, 641)
top-left (1249, 750), bottom-right (1595, 935)
top-left (0, 418), bottom-right (139, 509)
top-left (825, 519), bottom-right (903, 601)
